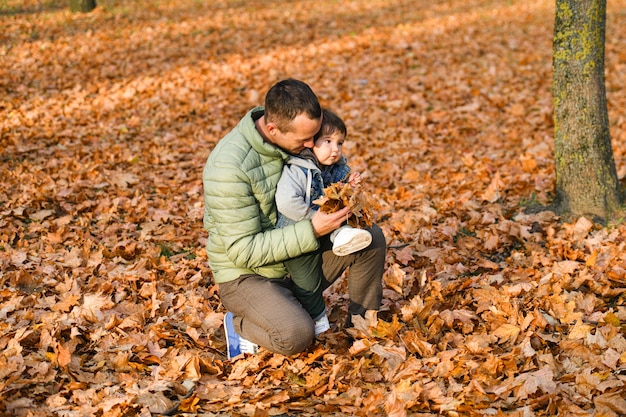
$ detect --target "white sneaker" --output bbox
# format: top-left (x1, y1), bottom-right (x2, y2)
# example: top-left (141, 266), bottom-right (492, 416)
top-left (224, 311), bottom-right (258, 359)
top-left (314, 314), bottom-right (330, 336)
top-left (332, 226), bottom-right (372, 256)
top-left (238, 336), bottom-right (259, 356)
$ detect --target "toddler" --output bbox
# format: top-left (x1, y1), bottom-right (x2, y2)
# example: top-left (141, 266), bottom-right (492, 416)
top-left (275, 108), bottom-right (372, 334)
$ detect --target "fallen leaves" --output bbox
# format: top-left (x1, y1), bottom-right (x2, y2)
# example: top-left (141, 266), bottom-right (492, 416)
top-left (2, 0), bottom-right (626, 415)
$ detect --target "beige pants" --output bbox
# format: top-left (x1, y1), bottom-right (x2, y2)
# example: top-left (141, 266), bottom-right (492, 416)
top-left (218, 224), bottom-right (386, 356)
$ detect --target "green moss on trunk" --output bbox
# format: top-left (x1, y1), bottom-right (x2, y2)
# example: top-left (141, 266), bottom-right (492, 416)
top-left (552, 0), bottom-right (623, 222)
top-left (70, 0), bottom-right (96, 13)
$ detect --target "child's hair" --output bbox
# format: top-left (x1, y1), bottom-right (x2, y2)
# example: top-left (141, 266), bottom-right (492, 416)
top-left (315, 108), bottom-right (347, 140)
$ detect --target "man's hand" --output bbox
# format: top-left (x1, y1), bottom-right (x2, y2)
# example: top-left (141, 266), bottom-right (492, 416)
top-left (311, 206), bottom-right (351, 238)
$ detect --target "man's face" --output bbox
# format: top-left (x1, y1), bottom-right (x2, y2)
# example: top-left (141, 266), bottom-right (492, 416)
top-left (267, 113), bottom-right (321, 154)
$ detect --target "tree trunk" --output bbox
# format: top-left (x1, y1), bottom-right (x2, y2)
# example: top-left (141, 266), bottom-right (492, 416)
top-left (70, 0), bottom-right (96, 13)
top-left (552, 0), bottom-right (622, 222)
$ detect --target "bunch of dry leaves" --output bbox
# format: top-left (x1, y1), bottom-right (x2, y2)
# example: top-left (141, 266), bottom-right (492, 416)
top-left (314, 182), bottom-right (376, 229)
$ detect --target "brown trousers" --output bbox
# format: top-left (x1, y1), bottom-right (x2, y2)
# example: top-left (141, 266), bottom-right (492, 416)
top-left (218, 224), bottom-right (386, 356)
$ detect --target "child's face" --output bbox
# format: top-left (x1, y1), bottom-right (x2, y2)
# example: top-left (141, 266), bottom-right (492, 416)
top-left (313, 130), bottom-right (345, 166)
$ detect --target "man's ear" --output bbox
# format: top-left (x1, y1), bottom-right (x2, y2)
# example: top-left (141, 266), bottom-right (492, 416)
top-left (265, 121), bottom-right (279, 136)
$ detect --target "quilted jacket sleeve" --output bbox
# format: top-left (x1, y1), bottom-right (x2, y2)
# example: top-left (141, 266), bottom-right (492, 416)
top-left (203, 132), bottom-right (319, 282)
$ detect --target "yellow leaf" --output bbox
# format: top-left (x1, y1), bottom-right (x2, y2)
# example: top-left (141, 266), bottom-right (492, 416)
top-left (586, 250), bottom-right (598, 267)
top-left (568, 321), bottom-right (592, 339)
top-left (373, 315), bottom-right (403, 339)
top-left (178, 394), bottom-right (200, 413)
top-left (602, 312), bottom-right (620, 327)
top-left (129, 361), bottom-right (151, 372)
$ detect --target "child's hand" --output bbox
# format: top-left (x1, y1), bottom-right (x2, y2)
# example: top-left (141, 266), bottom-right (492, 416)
top-left (348, 172), bottom-right (362, 187)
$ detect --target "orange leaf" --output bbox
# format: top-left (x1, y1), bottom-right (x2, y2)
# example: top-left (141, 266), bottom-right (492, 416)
top-left (57, 342), bottom-right (72, 368)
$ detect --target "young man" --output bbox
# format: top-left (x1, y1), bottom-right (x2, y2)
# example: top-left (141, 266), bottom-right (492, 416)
top-left (203, 79), bottom-right (386, 358)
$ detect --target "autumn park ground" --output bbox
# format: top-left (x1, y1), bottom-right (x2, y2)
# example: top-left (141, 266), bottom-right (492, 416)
top-left (2, 0), bottom-right (626, 415)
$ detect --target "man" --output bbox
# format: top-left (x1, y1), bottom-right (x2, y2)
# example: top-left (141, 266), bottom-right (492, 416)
top-left (203, 79), bottom-right (386, 358)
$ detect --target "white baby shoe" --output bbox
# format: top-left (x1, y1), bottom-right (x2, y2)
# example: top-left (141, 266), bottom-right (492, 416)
top-left (332, 226), bottom-right (372, 256)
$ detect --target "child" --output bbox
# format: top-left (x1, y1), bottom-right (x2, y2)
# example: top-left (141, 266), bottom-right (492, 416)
top-left (275, 108), bottom-right (372, 335)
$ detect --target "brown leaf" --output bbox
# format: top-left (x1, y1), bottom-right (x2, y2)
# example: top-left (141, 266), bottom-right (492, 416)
top-left (481, 172), bottom-right (503, 202)
top-left (383, 263), bottom-right (406, 294)
top-left (394, 246), bottom-right (414, 266)
top-left (594, 391), bottom-right (626, 415)
top-left (493, 323), bottom-right (521, 344)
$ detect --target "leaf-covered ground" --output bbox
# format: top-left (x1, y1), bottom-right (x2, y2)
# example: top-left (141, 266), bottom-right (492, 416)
top-left (2, 0), bottom-right (626, 415)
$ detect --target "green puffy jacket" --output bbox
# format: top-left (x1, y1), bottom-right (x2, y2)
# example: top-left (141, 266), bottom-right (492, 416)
top-left (202, 107), bottom-right (320, 284)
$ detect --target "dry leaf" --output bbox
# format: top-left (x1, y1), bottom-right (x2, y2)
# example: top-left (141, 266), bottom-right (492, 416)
top-left (3, 1), bottom-right (626, 415)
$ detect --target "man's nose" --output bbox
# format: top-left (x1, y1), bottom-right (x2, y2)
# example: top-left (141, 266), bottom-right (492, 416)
top-left (303, 139), bottom-right (314, 148)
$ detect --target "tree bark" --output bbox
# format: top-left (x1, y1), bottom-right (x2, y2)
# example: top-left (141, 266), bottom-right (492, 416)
top-left (552, 0), bottom-right (622, 222)
top-left (70, 0), bottom-right (96, 13)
